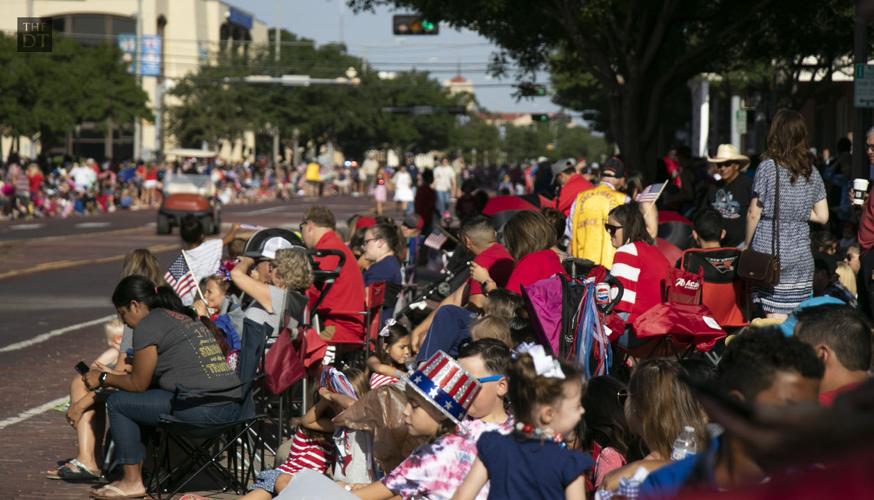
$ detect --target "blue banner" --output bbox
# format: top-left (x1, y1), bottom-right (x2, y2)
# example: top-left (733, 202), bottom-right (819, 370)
top-left (140, 35), bottom-right (161, 77)
top-left (117, 33), bottom-right (136, 74)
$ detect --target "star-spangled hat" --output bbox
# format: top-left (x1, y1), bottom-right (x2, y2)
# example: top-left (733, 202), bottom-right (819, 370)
top-left (406, 351), bottom-right (482, 424)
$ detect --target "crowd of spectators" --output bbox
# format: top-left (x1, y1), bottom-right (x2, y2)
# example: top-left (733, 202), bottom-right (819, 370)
top-left (45, 107), bottom-right (874, 499)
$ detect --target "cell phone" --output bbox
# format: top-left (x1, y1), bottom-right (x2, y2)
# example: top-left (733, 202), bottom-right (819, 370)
top-left (75, 361), bottom-right (90, 375)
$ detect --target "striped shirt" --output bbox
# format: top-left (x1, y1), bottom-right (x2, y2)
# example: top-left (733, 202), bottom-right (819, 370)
top-left (370, 372), bottom-right (399, 390)
top-left (611, 241), bottom-right (670, 322)
top-left (276, 428), bottom-right (334, 475)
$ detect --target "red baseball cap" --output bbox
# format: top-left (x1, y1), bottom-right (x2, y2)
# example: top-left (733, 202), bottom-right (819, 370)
top-left (355, 216), bottom-right (377, 230)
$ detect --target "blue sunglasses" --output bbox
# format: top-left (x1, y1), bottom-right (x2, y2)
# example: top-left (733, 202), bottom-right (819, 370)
top-left (477, 375), bottom-right (505, 383)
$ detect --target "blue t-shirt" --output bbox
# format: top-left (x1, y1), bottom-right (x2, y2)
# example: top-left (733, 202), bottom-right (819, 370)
top-left (477, 431), bottom-right (593, 500)
top-left (415, 305), bottom-right (475, 363)
top-left (364, 256), bottom-right (402, 326)
top-left (364, 256), bottom-right (402, 286)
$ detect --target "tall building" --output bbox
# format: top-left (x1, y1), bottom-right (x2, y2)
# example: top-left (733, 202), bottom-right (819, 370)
top-left (1, 0), bottom-right (268, 162)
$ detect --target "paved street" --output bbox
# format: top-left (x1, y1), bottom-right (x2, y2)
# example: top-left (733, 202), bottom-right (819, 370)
top-left (0, 195), bottom-right (382, 498)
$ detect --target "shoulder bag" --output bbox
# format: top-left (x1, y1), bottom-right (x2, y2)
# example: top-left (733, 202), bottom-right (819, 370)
top-left (737, 163), bottom-right (780, 286)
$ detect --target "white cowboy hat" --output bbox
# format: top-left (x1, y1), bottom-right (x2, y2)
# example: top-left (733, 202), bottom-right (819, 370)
top-left (707, 144), bottom-right (750, 169)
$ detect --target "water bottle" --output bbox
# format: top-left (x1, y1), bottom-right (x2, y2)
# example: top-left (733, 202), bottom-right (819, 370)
top-left (670, 425), bottom-right (698, 461)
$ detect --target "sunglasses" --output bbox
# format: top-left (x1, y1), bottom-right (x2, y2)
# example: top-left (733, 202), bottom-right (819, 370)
top-left (866, 144), bottom-right (874, 151)
top-left (477, 375), bottom-right (505, 383)
top-left (604, 223), bottom-right (623, 236)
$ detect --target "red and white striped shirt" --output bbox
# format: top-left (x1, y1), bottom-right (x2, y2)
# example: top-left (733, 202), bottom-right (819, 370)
top-left (276, 428), bottom-right (335, 475)
top-left (369, 372), bottom-right (399, 390)
top-left (610, 241), bottom-right (670, 322)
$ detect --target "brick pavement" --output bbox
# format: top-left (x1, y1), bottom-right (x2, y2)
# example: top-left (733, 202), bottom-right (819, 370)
top-left (0, 195), bottom-right (395, 498)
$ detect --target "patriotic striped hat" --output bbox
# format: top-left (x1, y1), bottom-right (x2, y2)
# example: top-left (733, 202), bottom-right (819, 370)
top-left (406, 351), bottom-right (482, 424)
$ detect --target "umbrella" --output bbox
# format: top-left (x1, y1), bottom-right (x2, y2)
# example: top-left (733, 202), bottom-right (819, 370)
top-left (482, 195), bottom-right (538, 215)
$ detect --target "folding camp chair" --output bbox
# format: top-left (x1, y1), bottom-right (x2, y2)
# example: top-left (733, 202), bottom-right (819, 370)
top-left (147, 317), bottom-right (269, 498)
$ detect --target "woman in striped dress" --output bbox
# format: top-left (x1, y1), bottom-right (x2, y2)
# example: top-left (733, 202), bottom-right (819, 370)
top-left (745, 109), bottom-right (829, 320)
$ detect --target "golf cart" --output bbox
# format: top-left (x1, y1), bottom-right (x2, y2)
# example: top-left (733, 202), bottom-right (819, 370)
top-left (157, 173), bottom-right (221, 235)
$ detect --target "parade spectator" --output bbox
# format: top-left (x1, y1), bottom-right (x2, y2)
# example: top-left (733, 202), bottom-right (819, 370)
top-left (639, 330), bottom-right (824, 498)
top-left (812, 252), bottom-right (856, 306)
top-left (606, 203), bottom-right (671, 340)
top-left (471, 211), bottom-right (564, 295)
top-left (367, 323), bottom-right (412, 389)
top-left (434, 158), bottom-right (456, 217)
top-left (300, 206), bottom-right (366, 363)
top-left (678, 209), bottom-right (746, 328)
top-left (552, 158), bottom-right (594, 217)
top-left (454, 345), bottom-right (590, 500)
top-left (47, 320), bottom-right (124, 481)
top-left (745, 109), bottom-right (828, 320)
top-left (794, 305), bottom-right (872, 406)
top-left (85, 275), bottom-right (243, 500)
top-left (566, 157), bottom-right (629, 268)
top-left (392, 164), bottom-right (415, 213)
top-left (599, 358), bottom-right (708, 493)
top-left (581, 376), bottom-right (638, 492)
top-left (414, 168), bottom-right (437, 235)
top-left (469, 316), bottom-right (513, 348)
top-left (372, 166), bottom-right (388, 215)
top-left (232, 242), bottom-right (311, 338)
top-left (411, 216), bottom-right (514, 346)
top-left (362, 222), bottom-right (404, 326)
top-left (703, 144), bottom-right (753, 247)
top-left (343, 351), bottom-right (483, 499)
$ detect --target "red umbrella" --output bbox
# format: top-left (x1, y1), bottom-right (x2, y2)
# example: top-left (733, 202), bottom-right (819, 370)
top-left (482, 195), bottom-right (538, 215)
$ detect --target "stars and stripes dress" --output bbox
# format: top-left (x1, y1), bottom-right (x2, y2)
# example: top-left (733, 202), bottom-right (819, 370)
top-left (749, 160), bottom-right (826, 314)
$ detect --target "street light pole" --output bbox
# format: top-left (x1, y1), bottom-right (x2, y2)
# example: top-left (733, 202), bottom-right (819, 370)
top-left (133, 0), bottom-right (143, 161)
top-left (274, 0), bottom-right (280, 63)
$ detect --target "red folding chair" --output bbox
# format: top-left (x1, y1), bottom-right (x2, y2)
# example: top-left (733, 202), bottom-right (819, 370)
top-left (364, 282), bottom-right (387, 355)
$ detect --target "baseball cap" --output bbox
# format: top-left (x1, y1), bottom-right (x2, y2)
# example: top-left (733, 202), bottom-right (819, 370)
top-left (403, 214), bottom-right (424, 231)
top-left (355, 216), bottom-right (377, 230)
top-left (551, 158), bottom-right (576, 181)
top-left (601, 157), bottom-right (625, 178)
top-left (243, 228), bottom-right (303, 260)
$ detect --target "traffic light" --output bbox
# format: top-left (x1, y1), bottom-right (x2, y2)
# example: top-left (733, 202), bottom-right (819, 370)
top-left (393, 14), bottom-right (439, 35)
top-left (531, 113), bottom-right (550, 123)
top-left (518, 82), bottom-right (548, 97)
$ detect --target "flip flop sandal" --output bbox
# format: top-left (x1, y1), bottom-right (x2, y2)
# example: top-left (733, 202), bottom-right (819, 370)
top-left (47, 459), bottom-right (100, 481)
top-left (89, 484), bottom-right (148, 499)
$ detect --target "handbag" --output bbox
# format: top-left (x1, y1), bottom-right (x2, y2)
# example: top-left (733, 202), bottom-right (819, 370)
top-left (737, 163), bottom-right (780, 286)
top-left (263, 292), bottom-right (309, 395)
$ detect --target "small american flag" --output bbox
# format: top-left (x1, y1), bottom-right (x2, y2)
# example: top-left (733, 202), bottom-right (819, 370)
top-left (635, 181), bottom-right (668, 203)
top-left (164, 253), bottom-right (197, 302)
top-left (424, 231), bottom-right (448, 250)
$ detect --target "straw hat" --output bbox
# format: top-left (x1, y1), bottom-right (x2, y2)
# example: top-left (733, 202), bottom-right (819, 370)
top-left (707, 144), bottom-right (750, 170)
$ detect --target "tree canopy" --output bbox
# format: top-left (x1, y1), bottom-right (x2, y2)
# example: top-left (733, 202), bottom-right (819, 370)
top-left (0, 33), bottom-right (151, 154)
top-left (350, 0), bottom-right (864, 178)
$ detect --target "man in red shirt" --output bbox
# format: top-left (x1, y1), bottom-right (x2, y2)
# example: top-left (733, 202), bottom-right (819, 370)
top-left (411, 216), bottom-right (514, 348)
top-left (794, 304), bottom-right (871, 406)
top-left (552, 158), bottom-right (593, 216)
top-left (300, 206), bottom-right (366, 364)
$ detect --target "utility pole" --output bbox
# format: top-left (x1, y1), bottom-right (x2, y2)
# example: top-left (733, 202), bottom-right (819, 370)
top-left (133, 0), bottom-right (143, 161)
top-left (274, 0), bottom-right (280, 63)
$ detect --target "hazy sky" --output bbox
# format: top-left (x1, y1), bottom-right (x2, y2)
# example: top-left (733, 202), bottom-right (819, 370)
top-left (229, 0), bottom-right (561, 114)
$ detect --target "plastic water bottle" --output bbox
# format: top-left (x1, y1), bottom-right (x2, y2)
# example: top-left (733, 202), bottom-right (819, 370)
top-left (670, 425), bottom-right (698, 461)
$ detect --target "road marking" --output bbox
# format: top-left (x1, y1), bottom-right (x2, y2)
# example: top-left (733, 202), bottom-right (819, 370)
top-left (0, 314), bottom-right (116, 353)
top-left (75, 222), bottom-right (111, 228)
top-left (0, 396), bottom-right (68, 430)
top-left (236, 206), bottom-right (289, 216)
top-left (0, 242), bottom-right (179, 280)
top-left (9, 223), bottom-right (44, 230)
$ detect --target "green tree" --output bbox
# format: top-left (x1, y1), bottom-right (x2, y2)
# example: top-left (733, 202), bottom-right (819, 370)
top-left (0, 33), bottom-right (150, 155)
top-left (351, 0), bottom-right (860, 178)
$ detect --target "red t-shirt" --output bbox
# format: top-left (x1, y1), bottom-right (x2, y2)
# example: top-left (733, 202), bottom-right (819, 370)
top-left (819, 381), bottom-right (865, 407)
top-left (307, 231), bottom-right (366, 344)
top-left (28, 172), bottom-right (44, 194)
top-left (505, 249), bottom-right (564, 294)
top-left (556, 174), bottom-right (594, 216)
top-left (612, 241), bottom-right (670, 322)
top-left (470, 243), bottom-right (515, 296)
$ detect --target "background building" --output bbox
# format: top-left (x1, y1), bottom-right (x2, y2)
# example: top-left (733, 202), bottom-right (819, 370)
top-left (1, 0), bottom-right (268, 163)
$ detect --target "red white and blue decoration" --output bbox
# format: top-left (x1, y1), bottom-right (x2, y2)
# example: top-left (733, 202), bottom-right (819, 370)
top-left (406, 350), bottom-right (481, 424)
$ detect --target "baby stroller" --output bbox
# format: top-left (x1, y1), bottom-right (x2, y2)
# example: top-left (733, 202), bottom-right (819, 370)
top-left (522, 258), bottom-right (624, 379)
